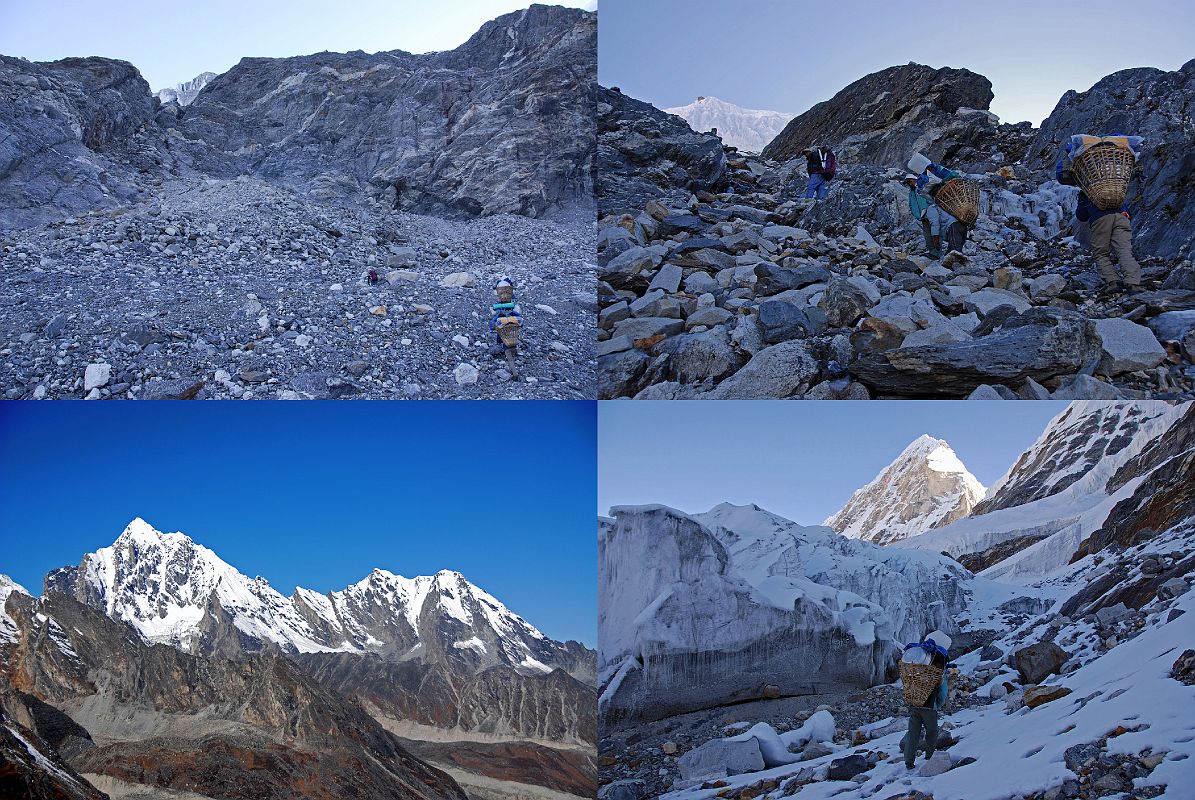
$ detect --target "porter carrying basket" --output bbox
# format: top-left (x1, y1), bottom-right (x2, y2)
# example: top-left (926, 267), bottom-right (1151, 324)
top-left (900, 661), bottom-right (944, 707)
top-left (497, 317), bottom-right (521, 348)
top-left (1073, 142), bottom-right (1136, 211)
top-left (933, 178), bottom-right (980, 226)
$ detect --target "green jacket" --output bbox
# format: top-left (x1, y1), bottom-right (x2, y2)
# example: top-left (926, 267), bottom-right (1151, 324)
top-left (908, 187), bottom-right (930, 220)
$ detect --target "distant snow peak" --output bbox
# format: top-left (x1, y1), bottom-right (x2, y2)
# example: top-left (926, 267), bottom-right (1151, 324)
top-left (824, 436), bottom-right (986, 545)
top-left (663, 95), bottom-right (791, 154)
top-left (155, 71), bottom-right (216, 106)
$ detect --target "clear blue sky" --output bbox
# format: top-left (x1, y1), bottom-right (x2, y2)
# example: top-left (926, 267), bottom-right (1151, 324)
top-left (0, 401), bottom-right (596, 646)
top-left (599, 0), bottom-right (1194, 125)
top-left (0, 0), bottom-right (596, 91)
top-left (598, 401), bottom-right (1067, 523)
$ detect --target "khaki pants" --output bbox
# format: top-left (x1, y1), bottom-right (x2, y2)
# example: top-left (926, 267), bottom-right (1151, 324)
top-left (904, 706), bottom-right (939, 768)
top-left (1090, 213), bottom-right (1141, 286)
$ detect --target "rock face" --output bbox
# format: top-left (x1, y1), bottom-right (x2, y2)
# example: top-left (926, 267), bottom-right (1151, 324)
top-left (154, 70), bottom-right (215, 106)
top-left (597, 503), bottom-right (1021, 723)
top-left (596, 86), bottom-right (726, 217)
top-left (0, 55), bottom-right (162, 231)
top-left (0, 5), bottom-right (595, 232)
top-left (825, 435), bottom-right (986, 545)
top-left (2, 591), bottom-right (468, 800)
top-left (762, 63), bottom-right (1015, 170)
top-left (175, 5), bottom-right (595, 218)
top-left (664, 96), bottom-right (792, 154)
top-left (1024, 59), bottom-right (1195, 259)
top-left (0, 680), bottom-right (108, 800)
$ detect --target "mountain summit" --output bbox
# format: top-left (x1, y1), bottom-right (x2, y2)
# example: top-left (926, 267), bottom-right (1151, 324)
top-left (663, 95), bottom-right (791, 153)
top-left (824, 435), bottom-right (986, 545)
top-left (45, 518), bottom-right (581, 677)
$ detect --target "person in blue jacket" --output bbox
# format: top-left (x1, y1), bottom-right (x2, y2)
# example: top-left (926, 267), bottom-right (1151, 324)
top-left (1056, 147), bottom-right (1141, 291)
top-left (908, 153), bottom-right (968, 259)
top-left (902, 174), bottom-right (937, 258)
top-left (489, 276), bottom-right (523, 357)
top-left (903, 634), bottom-right (951, 771)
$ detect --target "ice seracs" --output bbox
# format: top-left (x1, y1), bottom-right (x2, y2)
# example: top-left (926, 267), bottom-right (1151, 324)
top-left (664, 95), bottom-right (792, 154)
top-left (824, 435), bottom-right (986, 545)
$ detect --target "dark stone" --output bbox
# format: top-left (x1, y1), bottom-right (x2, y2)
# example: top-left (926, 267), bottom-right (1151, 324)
top-left (827, 753), bottom-right (870, 781)
top-left (1014, 641), bottom-right (1069, 684)
top-left (758, 300), bottom-right (814, 343)
top-left (138, 378), bottom-right (204, 400)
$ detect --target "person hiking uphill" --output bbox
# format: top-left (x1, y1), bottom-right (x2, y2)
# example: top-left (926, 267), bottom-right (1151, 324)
top-left (1056, 143), bottom-right (1142, 292)
top-left (908, 153), bottom-right (967, 263)
top-left (900, 630), bottom-right (951, 771)
top-left (800, 147), bottom-right (837, 200)
top-left (902, 174), bottom-right (937, 258)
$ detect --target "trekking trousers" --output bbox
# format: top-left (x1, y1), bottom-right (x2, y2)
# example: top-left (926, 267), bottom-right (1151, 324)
top-left (803, 174), bottom-right (828, 200)
top-left (945, 221), bottom-right (967, 255)
top-left (904, 706), bottom-right (939, 768)
top-left (920, 218), bottom-right (935, 256)
top-left (1090, 213), bottom-right (1141, 286)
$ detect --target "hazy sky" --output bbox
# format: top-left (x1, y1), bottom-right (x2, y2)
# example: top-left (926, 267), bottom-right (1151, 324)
top-left (0, 0), bottom-right (597, 91)
top-left (0, 401), bottom-right (597, 646)
top-left (599, 0), bottom-right (1193, 125)
top-left (598, 401), bottom-right (1067, 524)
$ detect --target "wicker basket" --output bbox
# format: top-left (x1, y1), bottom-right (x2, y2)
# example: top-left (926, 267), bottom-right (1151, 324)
top-left (497, 319), bottom-right (521, 348)
top-left (1073, 142), bottom-right (1136, 210)
top-left (900, 662), bottom-right (944, 707)
top-left (933, 178), bottom-right (980, 226)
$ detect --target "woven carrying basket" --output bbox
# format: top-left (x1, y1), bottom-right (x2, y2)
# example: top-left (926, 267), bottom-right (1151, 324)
top-left (497, 319), bottom-right (521, 347)
top-left (1073, 143), bottom-right (1136, 210)
top-left (933, 178), bottom-right (980, 226)
top-left (900, 662), bottom-right (944, 707)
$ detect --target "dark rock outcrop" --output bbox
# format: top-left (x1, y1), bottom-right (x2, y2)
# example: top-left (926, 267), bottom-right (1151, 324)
top-left (1024, 59), bottom-right (1195, 259)
top-left (1014, 641), bottom-right (1069, 684)
top-left (762, 63), bottom-right (1007, 169)
top-left (0, 55), bottom-right (162, 231)
top-left (596, 86), bottom-right (726, 217)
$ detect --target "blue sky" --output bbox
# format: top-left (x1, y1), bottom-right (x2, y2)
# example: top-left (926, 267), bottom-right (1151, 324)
top-left (0, 401), bottom-right (596, 646)
top-left (599, 401), bottom-right (1067, 523)
top-left (599, 0), bottom-right (1194, 125)
top-left (0, 0), bottom-right (596, 91)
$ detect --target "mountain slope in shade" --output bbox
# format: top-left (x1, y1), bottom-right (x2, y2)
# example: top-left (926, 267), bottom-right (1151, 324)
top-left (1, 591), bottom-right (467, 800)
top-left (664, 95), bottom-right (791, 153)
top-left (824, 435), bottom-right (986, 545)
top-left (154, 71), bottom-right (215, 106)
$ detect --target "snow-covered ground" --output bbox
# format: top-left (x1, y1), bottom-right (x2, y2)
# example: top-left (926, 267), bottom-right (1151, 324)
top-left (656, 529), bottom-right (1195, 800)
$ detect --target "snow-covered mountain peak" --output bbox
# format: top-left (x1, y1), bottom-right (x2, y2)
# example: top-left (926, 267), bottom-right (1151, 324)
top-left (1, 575), bottom-right (30, 644)
top-left (663, 95), bottom-right (792, 154)
top-left (823, 437), bottom-right (986, 546)
top-left (155, 71), bottom-right (216, 106)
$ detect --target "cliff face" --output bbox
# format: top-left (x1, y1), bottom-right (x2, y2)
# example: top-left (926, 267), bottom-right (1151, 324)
top-left (0, 5), bottom-right (596, 232)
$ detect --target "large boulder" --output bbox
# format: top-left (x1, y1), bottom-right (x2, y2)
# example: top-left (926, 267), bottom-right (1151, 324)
top-left (1024, 59), bottom-right (1195, 259)
top-left (1014, 641), bottom-right (1069, 684)
top-left (762, 63), bottom-right (1012, 171)
top-left (852, 308), bottom-right (1103, 398)
top-left (677, 737), bottom-right (765, 780)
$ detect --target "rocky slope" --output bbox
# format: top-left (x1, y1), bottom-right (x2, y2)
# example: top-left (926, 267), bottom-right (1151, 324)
top-left (664, 96), bottom-right (791, 154)
top-left (0, 176), bottom-right (596, 400)
top-left (1, 590), bottom-right (468, 800)
top-left (824, 435), bottom-right (986, 545)
top-left (761, 63), bottom-right (1033, 172)
top-left (597, 86), bottom-right (726, 218)
top-left (597, 62), bottom-right (1195, 400)
top-left (154, 71), bottom-right (215, 106)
